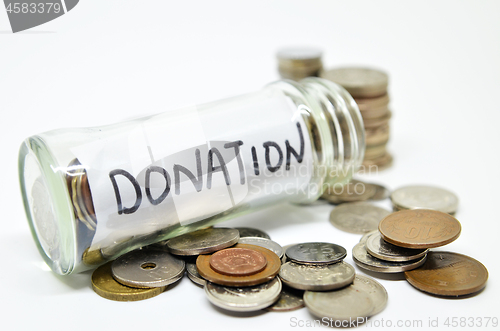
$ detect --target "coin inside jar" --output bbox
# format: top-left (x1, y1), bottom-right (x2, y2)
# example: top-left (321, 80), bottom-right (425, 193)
top-left (209, 248), bottom-right (267, 276)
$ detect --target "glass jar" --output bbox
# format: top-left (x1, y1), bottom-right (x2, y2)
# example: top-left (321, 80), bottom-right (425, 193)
top-left (18, 77), bottom-right (365, 275)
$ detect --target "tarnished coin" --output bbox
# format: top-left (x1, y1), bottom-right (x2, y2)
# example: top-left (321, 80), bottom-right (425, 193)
top-left (405, 251), bottom-right (488, 297)
top-left (369, 183), bottom-right (390, 201)
top-left (352, 240), bottom-right (427, 273)
top-left (366, 231), bottom-right (428, 262)
top-left (352, 275), bottom-right (388, 316)
top-left (92, 262), bottom-right (164, 301)
top-left (266, 285), bottom-right (305, 312)
top-left (322, 181), bottom-right (376, 204)
top-left (205, 277), bottom-right (282, 312)
top-left (210, 248), bottom-right (267, 276)
top-left (279, 261), bottom-right (355, 291)
top-left (285, 242), bottom-right (346, 265)
top-left (197, 244), bottom-right (281, 287)
top-left (186, 261), bottom-right (206, 287)
top-left (329, 202), bottom-right (391, 234)
top-left (304, 285), bottom-right (374, 321)
top-left (167, 227), bottom-right (239, 256)
top-left (379, 209), bottom-right (461, 249)
top-left (235, 227), bottom-right (270, 239)
top-left (391, 185), bottom-right (459, 214)
top-left (281, 244), bottom-right (297, 264)
top-left (238, 237), bottom-right (284, 259)
top-left (111, 249), bottom-right (185, 288)
top-left (321, 67), bottom-right (388, 98)
top-left (360, 230), bottom-right (378, 244)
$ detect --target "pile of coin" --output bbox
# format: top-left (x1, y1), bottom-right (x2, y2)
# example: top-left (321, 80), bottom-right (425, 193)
top-left (321, 67), bottom-right (393, 170)
top-left (353, 209), bottom-right (461, 273)
top-left (276, 47), bottom-right (323, 81)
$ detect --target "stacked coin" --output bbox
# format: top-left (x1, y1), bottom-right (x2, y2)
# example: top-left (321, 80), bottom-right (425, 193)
top-left (280, 242), bottom-right (388, 321)
top-left (321, 67), bottom-right (393, 170)
top-left (390, 185), bottom-right (459, 214)
top-left (352, 209), bottom-right (461, 273)
top-left (277, 47), bottom-right (323, 81)
top-left (92, 247), bottom-right (185, 301)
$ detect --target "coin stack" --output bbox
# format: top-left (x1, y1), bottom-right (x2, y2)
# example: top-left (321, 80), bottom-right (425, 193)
top-left (352, 209), bottom-right (460, 274)
top-left (277, 47), bottom-right (323, 81)
top-left (321, 67), bottom-right (393, 170)
top-left (280, 242), bottom-right (387, 321)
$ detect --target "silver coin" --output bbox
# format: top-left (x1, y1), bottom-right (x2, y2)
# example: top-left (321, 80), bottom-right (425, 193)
top-left (238, 237), bottom-right (284, 258)
top-left (329, 202), bottom-right (391, 234)
top-left (352, 241), bottom-right (427, 273)
top-left (234, 227), bottom-right (271, 239)
top-left (285, 242), bottom-right (346, 264)
top-left (351, 275), bottom-right (388, 316)
top-left (281, 244), bottom-right (297, 264)
top-left (266, 286), bottom-right (305, 312)
top-left (360, 230), bottom-right (378, 244)
top-left (205, 278), bottom-right (282, 312)
top-left (166, 228), bottom-right (239, 256)
top-left (186, 262), bottom-right (206, 287)
top-left (304, 286), bottom-right (374, 321)
top-left (366, 231), bottom-right (428, 262)
top-left (391, 185), bottom-right (459, 214)
top-left (279, 261), bottom-right (355, 291)
top-left (111, 249), bottom-right (185, 288)
top-left (369, 183), bottom-right (391, 201)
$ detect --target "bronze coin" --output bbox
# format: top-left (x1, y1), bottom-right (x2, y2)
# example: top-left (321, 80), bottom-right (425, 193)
top-left (209, 247), bottom-right (267, 276)
top-left (197, 244), bottom-right (281, 287)
top-left (405, 251), bottom-right (488, 296)
top-left (379, 209), bottom-right (461, 249)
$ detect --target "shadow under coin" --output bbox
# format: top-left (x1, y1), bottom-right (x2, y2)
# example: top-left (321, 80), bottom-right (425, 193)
top-left (210, 304), bottom-right (268, 318)
top-left (355, 268), bottom-right (406, 281)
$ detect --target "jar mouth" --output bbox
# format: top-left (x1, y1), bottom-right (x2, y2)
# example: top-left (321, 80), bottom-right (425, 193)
top-left (19, 137), bottom-right (76, 275)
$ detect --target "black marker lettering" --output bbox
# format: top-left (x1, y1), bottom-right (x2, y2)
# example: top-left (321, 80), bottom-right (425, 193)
top-left (285, 122), bottom-right (305, 170)
top-left (174, 148), bottom-right (203, 194)
top-left (224, 140), bottom-right (245, 184)
top-left (251, 146), bottom-right (260, 175)
top-left (263, 141), bottom-right (283, 173)
top-left (109, 169), bottom-right (142, 215)
top-left (207, 147), bottom-right (231, 189)
top-left (145, 166), bottom-right (171, 205)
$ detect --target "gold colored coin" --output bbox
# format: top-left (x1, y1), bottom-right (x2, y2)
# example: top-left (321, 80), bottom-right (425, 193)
top-left (405, 251), bottom-right (488, 296)
top-left (196, 244), bottom-right (281, 287)
top-left (379, 209), bottom-right (461, 249)
top-left (91, 262), bottom-right (164, 301)
top-left (82, 247), bottom-right (106, 266)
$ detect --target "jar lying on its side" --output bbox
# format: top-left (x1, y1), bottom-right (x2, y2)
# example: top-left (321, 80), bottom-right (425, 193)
top-left (18, 77), bottom-right (365, 275)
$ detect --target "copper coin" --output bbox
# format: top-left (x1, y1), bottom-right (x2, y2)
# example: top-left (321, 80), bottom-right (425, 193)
top-left (379, 209), bottom-right (461, 249)
top-left (405, 251), bottom-right (488, 296)
top-left (197, 244), bottom-right (281, 287)
top-left (209, 247), bottom-right (267, 276)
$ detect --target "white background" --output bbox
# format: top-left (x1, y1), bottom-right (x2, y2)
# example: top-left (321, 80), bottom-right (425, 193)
top-left (1, 1), bottom-right (499, 330)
